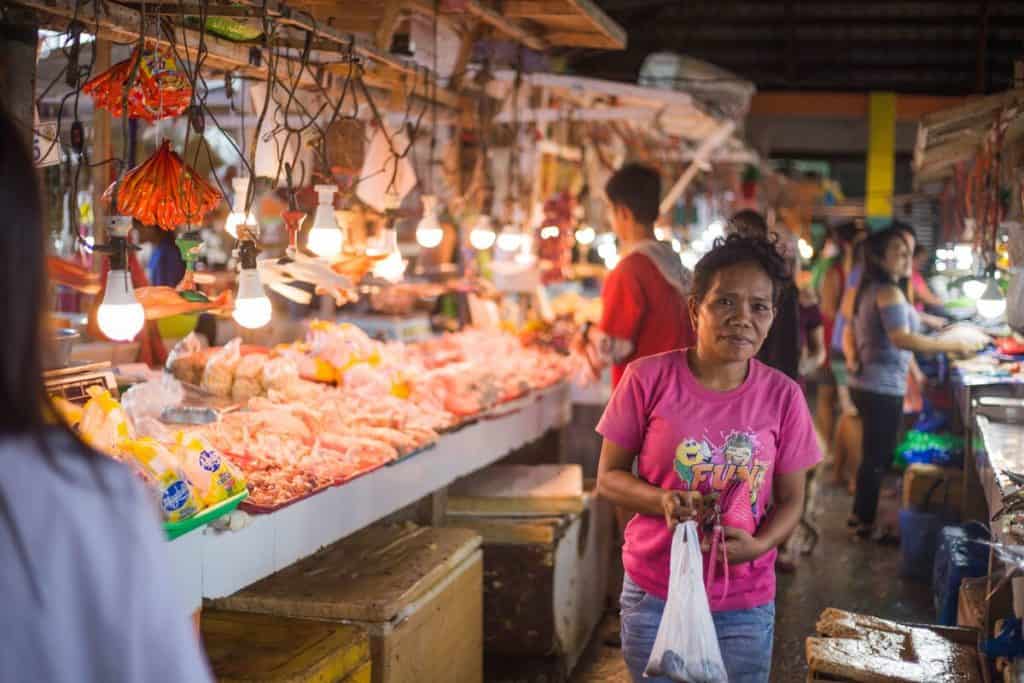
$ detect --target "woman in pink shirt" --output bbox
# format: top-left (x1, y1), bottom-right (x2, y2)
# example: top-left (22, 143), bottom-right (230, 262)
top-left (597, 234), bottom-right (822, 683)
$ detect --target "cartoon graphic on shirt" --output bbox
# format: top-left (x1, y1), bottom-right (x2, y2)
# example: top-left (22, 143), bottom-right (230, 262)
top-left (723, 432), bottom-right (755, 468)
top-left (674, 439), bottom-right (712, 485)
top-left (675, 430), bottom-right (769, 513)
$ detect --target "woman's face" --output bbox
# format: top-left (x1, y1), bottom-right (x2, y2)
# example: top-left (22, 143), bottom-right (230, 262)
top-left (880, 235), bottom-right (912, 280)
top-left (689, 262), bottom-right (775, 364)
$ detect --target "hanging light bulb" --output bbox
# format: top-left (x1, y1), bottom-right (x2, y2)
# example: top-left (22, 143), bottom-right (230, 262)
top-left (977, 278), bottom-right (1007, 319)
top-left (370, 228), bottom-right (407, 283)
top-left (497, 223), bottom-right (523, 252)
top-left (225, 176), bottom-right (257, 239)
top-left (307, 185), bottom-right (344, 260)
top-left (469, 215), bottom-right (497, 251)
top-left (96, 215), bottom-right (144, 342)
top-left (798, 238), bottom-right (814, 260)
top-left (233, 237), bottom-right (272, 329)
top-left (574, 226), bottom-right (596, 246)
top-left (415, 195), bottom-right (444, 249)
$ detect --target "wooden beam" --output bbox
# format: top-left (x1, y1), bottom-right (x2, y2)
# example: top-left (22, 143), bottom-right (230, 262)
top-left (92, 38), bottom-right (112, 251)
top-left (659, 120), bottom-right (736, 214)
top-left (543, 31), bottom-right (610, 48)
top-left (750, 91), bottom-right (975, 122)
top-left (562, 0), bottom-right (626, 49)
top-left (12, 0), bottom-right (323, 87)
top-left (461, 0), bottom-right (547, 51)
top-left (375, 0), bottom-right (405, 52)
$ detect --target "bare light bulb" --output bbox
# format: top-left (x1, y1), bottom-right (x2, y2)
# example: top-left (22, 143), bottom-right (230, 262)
top-left (225, 176), bottom-right (257, 239)
top-left (497, 224), bottom-right (523, 252)
top-left (370, 229), bottom-right (407, 283)
top-left (233, 267), bottom-right (272, 329)
top-left (415, 195), bottom-right (444, 249)
top-left (798, 238), bottom-right (814, 260)
top-left (575, 226), bottom-right (596, 245)
top-left (307, 185), bottom-right (344, 259)
top-left (977, 279), bottom-right (1007, 320)
top-left (97, 269), bottom-right (145, 342)
top-left (469, 216), bottom-right (497, 250)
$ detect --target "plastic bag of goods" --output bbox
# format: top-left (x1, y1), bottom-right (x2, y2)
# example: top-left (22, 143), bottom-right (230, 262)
top-left (232, 353), bottom-right (266, 402)
top-left (174, 432), bottom-right (247, 506)
top-left (260, 355), bottom-right (299, 393)
top-left (78, 387), bottom-right (135, 456)
top-left (645, 521), bottom-right (727, 682)
top-left (122, 437), bottom-right (203, 522)
top-left (121, 375), bottom-right (185, 425)
top-left (202, 338), bottom-right (242, 397)
top-left (165, 332), bottom-right (208, 385)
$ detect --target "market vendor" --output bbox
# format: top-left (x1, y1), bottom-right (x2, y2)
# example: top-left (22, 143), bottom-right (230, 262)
top-left (846, 228), bottom-right (986, 541)
top-left (596, 234), bottom-right (822, 683)
top-left (577, 163), bottom-right (695, 387)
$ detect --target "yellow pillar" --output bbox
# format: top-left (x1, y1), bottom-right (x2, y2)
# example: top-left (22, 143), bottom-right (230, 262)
top-left (865, 92), bottom-right (896, 230)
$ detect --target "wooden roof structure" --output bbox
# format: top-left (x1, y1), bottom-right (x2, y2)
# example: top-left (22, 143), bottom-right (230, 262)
top-left (913, 89), bottom-right (1024, 187)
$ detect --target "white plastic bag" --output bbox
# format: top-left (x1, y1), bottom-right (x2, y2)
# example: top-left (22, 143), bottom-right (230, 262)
top-left (645, 521), bottom-right (727, 682)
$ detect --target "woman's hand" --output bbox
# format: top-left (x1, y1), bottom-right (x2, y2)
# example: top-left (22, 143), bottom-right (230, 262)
top-left (662, 490), bottom-right (702, 529)
top-left (721, 526), bottom-right (769, 564)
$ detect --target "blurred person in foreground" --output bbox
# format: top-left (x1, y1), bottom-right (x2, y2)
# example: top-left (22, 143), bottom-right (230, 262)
top-left (0, 108), bottom-right (212, 682)
top-left (576, 163), bottom-right (695, 388)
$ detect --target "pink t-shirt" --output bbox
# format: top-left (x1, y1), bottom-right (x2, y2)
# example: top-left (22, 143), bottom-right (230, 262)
top-left (597, 349), bottom-right (822, 612)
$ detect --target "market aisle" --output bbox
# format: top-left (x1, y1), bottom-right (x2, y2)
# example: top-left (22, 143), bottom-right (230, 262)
top-left (570, 477), bottom-right (934, 683)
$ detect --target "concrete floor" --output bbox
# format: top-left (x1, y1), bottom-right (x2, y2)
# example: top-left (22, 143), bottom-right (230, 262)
top-left (563, 475), bottom-right (934, 683)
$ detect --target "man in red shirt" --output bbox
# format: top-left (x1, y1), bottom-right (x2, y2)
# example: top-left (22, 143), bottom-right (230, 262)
top-left (581, 163), bottom-right (695, 387)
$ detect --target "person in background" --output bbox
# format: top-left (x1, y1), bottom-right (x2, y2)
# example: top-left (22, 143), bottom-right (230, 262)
top-left (799, 286), bottom-right (827, 381)
top-left (0, 108), bottom-right (212, 682)
top-left (578, 162), bottom-right (695, 387)
top-left (846, 228), bottom-right (985, 542)
top-left (148, 229), bottom-right (186, 288)
top-left (598, 234), bottom-right (821, 683)
top-left (727, 210), bottom-right (801, 380)
top-left (911, 244), bottom-right (944, 313)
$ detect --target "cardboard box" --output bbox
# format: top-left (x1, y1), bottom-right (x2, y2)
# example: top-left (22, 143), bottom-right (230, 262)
top-left (902, 462), bottom-right (963, 515)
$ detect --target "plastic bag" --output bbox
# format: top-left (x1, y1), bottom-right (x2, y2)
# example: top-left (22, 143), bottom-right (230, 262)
top-left (122, 437), bottom-right (203, 522)
top-left (166, 331), bottom-right (208, 385)
top-left (232, 353), bottom-right (266, 402)
top-left (202, 338), bottom-right (242, 397)
top-left (79, 387), bottom-right (134, 457)
top-left (645, 521), bottom-right (727, 682)
top-left (174, 432), bottom-right (247, 506)
top-left (121, 375), bottom-right (184, 425)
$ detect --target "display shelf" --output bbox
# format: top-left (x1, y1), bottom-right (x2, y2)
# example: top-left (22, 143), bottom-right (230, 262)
top-left (166, 382), bottom-right (571, 611)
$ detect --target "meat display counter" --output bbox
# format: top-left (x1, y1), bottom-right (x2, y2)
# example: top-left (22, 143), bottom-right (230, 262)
top-left (164, 382), bottom-right (572, 612)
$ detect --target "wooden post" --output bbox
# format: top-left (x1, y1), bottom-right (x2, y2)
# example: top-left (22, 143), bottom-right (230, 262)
top-left (0, 9), bottom-right (38, 146)
top-left (92, 39), bottom-right (113, 252)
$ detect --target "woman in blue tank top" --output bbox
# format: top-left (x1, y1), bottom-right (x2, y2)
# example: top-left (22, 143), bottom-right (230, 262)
top-left (847, 229), bottom-right (985, 540)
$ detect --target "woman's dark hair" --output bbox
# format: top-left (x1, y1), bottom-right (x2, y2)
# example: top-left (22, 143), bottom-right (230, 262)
top-left (727, 210), bottom-right (769, 240)
top-left (853, 227), bottom-right (912, 316)
top-left (604, 163), bottom-right (660, 225)
top-left (691, 234), bottom-right (791, 306)
top-left (0, 108), bottom-right (86, 454)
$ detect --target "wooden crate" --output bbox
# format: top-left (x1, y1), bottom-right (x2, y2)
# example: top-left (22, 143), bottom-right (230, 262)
top-left (807, 616), bottom-right (983, 682)
top-left (209, 524), bottom-right (483, 683)
top-left (446, 465), bottom-right (611, 675)
top-left (201, 610), bottom-right (371, 682)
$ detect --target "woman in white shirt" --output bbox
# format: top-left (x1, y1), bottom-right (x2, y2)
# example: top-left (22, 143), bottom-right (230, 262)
top-left (0, 107), bottom-right (212, 682)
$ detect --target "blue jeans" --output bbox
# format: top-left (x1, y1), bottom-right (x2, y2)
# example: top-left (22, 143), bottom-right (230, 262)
top-left (620, 574), bottom-right (774, 683)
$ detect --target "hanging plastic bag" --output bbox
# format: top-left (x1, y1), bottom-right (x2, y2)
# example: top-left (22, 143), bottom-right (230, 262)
top-left (645, 521), bottom-right (727, 682)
